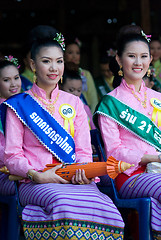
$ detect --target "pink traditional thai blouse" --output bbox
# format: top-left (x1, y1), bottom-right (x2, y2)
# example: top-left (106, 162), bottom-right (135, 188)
top-left (4, 84), bottom-right (92, 178)
top-left (98, 79), bottom-right (161, 176)
top-left (0, 98), bottom-right (5, 167)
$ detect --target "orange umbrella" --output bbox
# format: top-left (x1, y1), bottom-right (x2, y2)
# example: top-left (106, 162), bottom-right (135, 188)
top-left (43, 156), bottom-right (134, 180)
top-left (0, 156), bottom-right (134, 181)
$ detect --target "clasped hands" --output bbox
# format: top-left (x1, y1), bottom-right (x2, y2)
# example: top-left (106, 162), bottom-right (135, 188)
top-left (28, 164), bottom-right (94, 185)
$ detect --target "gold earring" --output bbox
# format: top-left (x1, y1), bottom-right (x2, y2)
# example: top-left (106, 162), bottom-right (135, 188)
top-left (33, 69), bottom-right (37, 83)
top-left (147, 68), bottom-right (151, 77)
top-left (118, 65), bottom-right (123, 76)
top-left (60, 76), bottom-right (63, 84)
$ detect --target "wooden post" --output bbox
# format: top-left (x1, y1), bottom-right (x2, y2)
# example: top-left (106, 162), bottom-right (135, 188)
top-left (140, 0), bottom-right (151, 33)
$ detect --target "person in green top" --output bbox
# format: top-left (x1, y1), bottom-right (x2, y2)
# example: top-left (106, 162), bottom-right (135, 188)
top-left (150, 36), bottom-right (161, 82)
top-left (94, 54), bottom-right (114, 99)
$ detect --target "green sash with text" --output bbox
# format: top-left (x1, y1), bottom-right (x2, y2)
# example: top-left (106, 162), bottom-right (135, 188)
top-left (93, 95), bottom-right (161, 152)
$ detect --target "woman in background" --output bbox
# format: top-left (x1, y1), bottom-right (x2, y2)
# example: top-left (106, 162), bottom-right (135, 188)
top-left (0, 56), bottom-right (21, 195)
top-left (150, 36), bottom-right (161, 83)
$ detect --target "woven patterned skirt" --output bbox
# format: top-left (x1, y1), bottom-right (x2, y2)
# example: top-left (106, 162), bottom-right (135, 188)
top-left (19, 182), bottom-right (124, 240)
top-left (119, 173), bottom-right (161, 240)
top-left (0, 172), bottom-right (15, 195)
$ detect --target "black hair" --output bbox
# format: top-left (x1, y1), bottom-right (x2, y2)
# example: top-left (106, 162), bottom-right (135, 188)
top-left (113, 25), bottom-right (151, 87)
top-left (22, 25), bottom-right (58, 58)
top-left (31, 37), bottom-right (64, 61)
top-left (116, 24), bottom-right (150, 57)
top-left (117, 33), bottom-right (150, 57)
top-left (117, 24), bottom-right (142, 39)
top-left (62, 68), bottom-right (82, 86)
top-left (109, 56), bottom-right (122, 88)
top-left (0, 59), bottom-right (18, 73)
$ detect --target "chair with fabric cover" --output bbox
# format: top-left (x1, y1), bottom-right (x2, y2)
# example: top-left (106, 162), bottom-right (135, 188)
top-left (90, 128), bottom-right (153, 240)
top-left (0, 182), bottom-right (24, 240)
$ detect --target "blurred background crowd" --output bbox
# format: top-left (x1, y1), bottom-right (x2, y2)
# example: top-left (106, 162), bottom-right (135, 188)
top-left (1, 0), bottom-right (161, 111)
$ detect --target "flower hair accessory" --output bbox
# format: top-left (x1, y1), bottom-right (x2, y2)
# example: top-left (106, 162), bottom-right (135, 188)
top-left (107, 48), bottom-right (116, 57)
top-left (53, 33), bottom-right (65, 51)
top-left (4, 55), bottom-right (20, 69)
top-left (75, 38), bottom-right (82, 47)
top-left (141, 30), bottom-right (151, 43)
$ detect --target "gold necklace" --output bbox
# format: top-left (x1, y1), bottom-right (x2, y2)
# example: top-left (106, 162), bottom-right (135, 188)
top-left (130, 89), bottom-right (147, 108)
top-left (31, 89), bottom-right (59, 114)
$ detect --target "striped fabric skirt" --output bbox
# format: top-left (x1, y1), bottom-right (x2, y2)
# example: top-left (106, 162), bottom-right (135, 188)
top-left (119, 173), bottom-right (161, 240)
top-left (0, 172), bottom-right (15, 195)
top-left (19, 182), bottom-right (124, 240)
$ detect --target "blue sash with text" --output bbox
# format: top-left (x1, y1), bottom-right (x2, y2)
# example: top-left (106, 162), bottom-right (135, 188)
top-left (0, 93), bottom-right (76, 164)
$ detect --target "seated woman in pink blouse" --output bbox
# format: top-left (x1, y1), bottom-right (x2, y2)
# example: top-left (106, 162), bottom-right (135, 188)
top-left (94, 26), bottom-right (161, 238)
top-left (0, 57), bottom-right (21, 195)
top-left (0, 35), bottom-right (124, 240)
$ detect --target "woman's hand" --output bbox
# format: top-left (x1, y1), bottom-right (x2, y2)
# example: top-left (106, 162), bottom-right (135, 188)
top-left (28, 164), bottom-right (70, 184)
top-left (71, 169), bottom-right (94, 185)
top-left (140, 154), bottom-right (160, 166)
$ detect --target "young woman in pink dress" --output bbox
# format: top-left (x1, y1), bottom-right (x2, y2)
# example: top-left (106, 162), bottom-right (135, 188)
top-left (94, 27), bottom-right (161, 239)
top-left (1, 35), bottom-right (124, 239)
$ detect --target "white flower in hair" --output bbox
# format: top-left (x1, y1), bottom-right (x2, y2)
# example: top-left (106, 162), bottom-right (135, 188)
top-left (141, 30), bottom-right (151, 43)
top-left (4, 55), bottom-right (20, 68)
top-left (53, 33), bottom-right (65, 51)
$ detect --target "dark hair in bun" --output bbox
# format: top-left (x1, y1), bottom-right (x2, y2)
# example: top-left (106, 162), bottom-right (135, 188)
top-left (116, 25), bottom-right (150, 57)
top-left (112, 25), bottom-right (151, 87)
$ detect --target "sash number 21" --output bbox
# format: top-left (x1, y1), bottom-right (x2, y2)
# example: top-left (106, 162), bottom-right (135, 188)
top-left (138, 121), bottom-right (152, 133)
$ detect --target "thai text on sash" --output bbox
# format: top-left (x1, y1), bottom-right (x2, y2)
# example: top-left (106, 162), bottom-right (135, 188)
top-left (0, 93), bottom-right (76, 163)
top-left (119, 108), bottom-right (161, 147)
top-left (30, 111), bottom-right (73, 155)
top-left (94, 95), bottom-right (161, 152)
